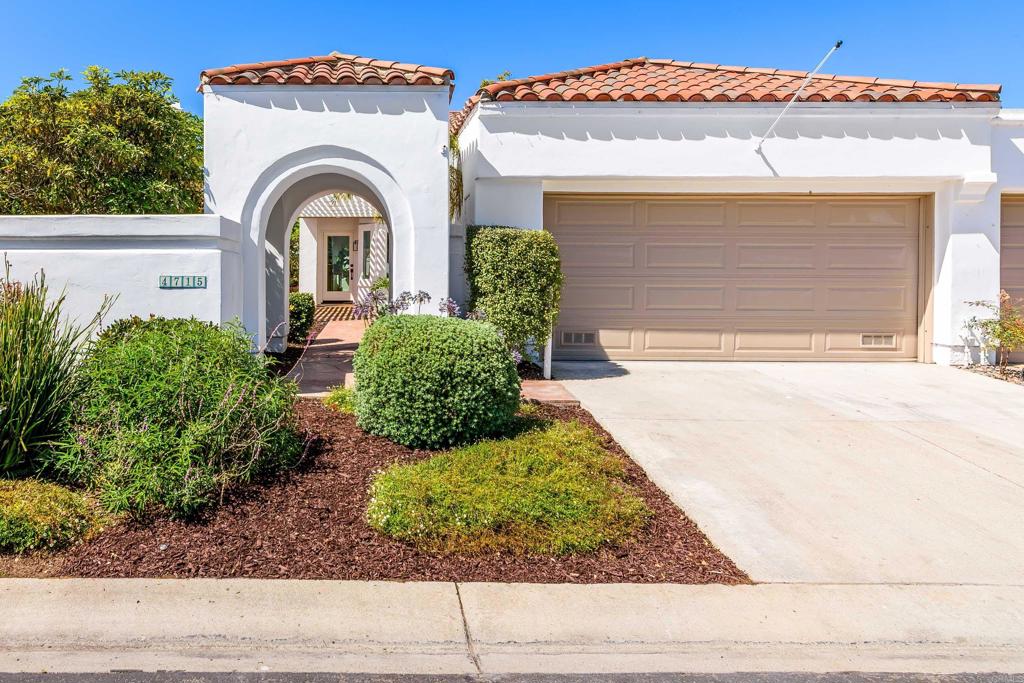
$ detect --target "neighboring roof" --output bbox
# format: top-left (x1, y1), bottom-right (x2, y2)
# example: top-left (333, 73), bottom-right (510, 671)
top-left (299, 194), bottom-right (380, 219)
top-left (200, 52), bottom-right (454, 89)
top-left (450, 57), bottom-right (1001, 134)
top-left (448, 97), bottom-right (477, 136)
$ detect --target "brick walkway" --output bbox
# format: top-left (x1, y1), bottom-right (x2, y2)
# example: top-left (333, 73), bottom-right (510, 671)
top-left (286, 320), bottom-right (364, 396)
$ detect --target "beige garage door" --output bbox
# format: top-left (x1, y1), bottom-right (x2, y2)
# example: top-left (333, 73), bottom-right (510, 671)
top-left (1001, 196), bottom-right (1024, 362)
top-left (548, 195), bottom-right (921, 361)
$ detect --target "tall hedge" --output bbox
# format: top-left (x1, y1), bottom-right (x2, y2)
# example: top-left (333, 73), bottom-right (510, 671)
top-left (465, 226), bottom-right (563, 354)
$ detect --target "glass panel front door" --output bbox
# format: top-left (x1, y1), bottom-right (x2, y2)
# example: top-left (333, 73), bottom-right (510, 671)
top-left (326, 235), bottom-right (351, 293)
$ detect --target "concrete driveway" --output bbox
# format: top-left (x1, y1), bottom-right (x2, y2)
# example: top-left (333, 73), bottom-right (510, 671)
top-left (555, 361), bottom-right (1024, 585)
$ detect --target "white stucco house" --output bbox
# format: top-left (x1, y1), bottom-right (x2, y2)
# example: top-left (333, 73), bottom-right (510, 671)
top-left (1, 51), bottom-right (1022, 366)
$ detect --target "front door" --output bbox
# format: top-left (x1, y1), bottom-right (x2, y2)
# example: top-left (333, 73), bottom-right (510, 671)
top-left (323, 233), bottom-right (352, 302)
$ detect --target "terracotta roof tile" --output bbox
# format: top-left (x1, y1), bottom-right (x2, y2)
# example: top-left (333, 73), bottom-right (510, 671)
top-left (448, 57), bottom-right (1001, 135)
top-left (474, 57), bottom-right (999, 107)
top-left (200, 52), bottom-right (454, 91)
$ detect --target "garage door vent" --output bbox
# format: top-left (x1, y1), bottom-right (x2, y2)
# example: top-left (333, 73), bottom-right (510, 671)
top-left (860, 333), bottom-right (897, 349)
top-left (561, 331), bottom-right (596, 346)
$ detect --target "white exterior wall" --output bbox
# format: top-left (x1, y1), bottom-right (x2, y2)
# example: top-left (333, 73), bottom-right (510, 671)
top-left (0, 215), bottom-right (240, 331)
top-left (459, 101), bottom-right (1016, 364)
top-left (203, 84), bottom-right (451, 349)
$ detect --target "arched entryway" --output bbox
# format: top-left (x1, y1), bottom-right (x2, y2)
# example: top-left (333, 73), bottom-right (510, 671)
top-left (240, 148), bottom-right (447, 351)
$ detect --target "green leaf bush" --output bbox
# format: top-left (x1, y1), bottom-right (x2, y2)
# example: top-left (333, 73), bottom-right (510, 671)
top-left (288, 292), bottom-right (315, 343)
top-left (0, 479), bottom-right (97, 553)
top-left (367, 418), bottom-right (651, 555)
top-left (353, 315), bottom-right (521, 448)
top-left (465, 226), bottom-right (563, 354)
top-left (47, 318), bottom-right (302, 519)
top-left (1, 263), bottom-right (108, 474)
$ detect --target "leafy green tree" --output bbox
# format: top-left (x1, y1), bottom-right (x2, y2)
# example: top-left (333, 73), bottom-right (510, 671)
top-left (479, 71), bottom-right (513, 89)
top-left (0, 67), bottom-right (203, 214)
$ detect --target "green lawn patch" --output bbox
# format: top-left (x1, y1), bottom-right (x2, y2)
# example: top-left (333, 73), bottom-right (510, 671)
top-left (366, 418), bottom-right (651, 555)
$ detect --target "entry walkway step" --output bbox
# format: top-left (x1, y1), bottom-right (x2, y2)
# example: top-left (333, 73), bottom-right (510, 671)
top-left (287, 320), bottom-right (364, 396)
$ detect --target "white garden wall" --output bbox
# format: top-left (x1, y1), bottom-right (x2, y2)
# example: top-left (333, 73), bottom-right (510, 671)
top-left (0, 214), bottom-right (240, 332)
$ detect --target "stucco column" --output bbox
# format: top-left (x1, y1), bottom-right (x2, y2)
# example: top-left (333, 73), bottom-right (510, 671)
top-left (930, 183), bottom-right (1002, 365)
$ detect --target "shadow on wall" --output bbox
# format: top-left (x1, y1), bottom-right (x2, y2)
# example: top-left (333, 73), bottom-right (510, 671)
top-left (230, 92), bottom-right (440, 119)
top-left (478, 112), bottom-right (979, 145)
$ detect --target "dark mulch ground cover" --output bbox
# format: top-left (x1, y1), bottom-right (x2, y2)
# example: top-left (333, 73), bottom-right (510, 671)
top-left (45, 400), bottom-right (748, 584)
top-left (266, 321), bottom-right (327, 377)
top-left (962, 364), bottom-right (1024, 387)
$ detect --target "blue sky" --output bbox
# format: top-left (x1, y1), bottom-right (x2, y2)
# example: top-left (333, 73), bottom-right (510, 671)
top-left (2, 0), bottom-right (1022, 113)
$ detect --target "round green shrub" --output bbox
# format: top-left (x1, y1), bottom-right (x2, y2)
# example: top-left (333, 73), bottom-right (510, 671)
top-left (353, 315), bottom-right (521, 448)
top-left (288, 292), bottom-right (315, 343)
top-left (0, 479), bottom-right (96, 553)
top-left (48, 318), bottom-right (302, 519)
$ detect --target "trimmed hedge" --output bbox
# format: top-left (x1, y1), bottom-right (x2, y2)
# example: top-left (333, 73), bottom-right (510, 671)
top-left (288, 292), bottom-right (315, 343)
top-left (353, 315), bottom-right (521, 448)
top-left (48, 318), bottom-right (302, 518)
top-left (0, 479), bottom-right (96, 553)
top-left (465, 226), bottom-right (563, 354)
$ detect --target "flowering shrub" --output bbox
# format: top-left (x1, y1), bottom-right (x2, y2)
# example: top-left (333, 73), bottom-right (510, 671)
top-left (966, 290), bottom-right (1024, 369)
top-left (48, 318), bottom-right (302, 518)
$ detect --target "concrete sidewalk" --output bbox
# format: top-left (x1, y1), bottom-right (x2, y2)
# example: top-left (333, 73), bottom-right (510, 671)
top-left (2, 579), bottom-right (1023, 675)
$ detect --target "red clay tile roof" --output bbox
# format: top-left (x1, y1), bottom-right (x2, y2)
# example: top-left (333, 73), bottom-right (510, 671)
top-left (449, 96), bottom-right (478, 136)
top-left (200, 52), bottom-right (454, 89)
top-left (476, 57), bottom-right (1000, 105)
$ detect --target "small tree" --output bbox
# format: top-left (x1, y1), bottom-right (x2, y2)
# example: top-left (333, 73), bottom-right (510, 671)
top-left (0, 67), bottom-right (202, 215)
top-left (966, 290), bottom-right (1024, 370)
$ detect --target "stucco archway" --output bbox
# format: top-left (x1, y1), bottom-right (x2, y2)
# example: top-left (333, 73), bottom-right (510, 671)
top-left (241, 147), bottom-right (422, 350)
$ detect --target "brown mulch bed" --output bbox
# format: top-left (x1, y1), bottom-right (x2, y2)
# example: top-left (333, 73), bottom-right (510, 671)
top-left (26, 401), bottom-right (749, 584)
top-left (266, 321), bottom-right (327, 377)
top-left (962, 364), bottom-right (1024, 386)
top-left (517, 361), bottom-right (546, 380)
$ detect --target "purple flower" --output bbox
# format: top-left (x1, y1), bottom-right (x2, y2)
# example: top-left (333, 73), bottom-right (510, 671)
top-left (511, 349), bottom-right (523, 365)
top-left (438, 297), bottom-right (460, 318)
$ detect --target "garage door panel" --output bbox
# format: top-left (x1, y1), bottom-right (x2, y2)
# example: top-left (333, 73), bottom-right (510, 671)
top-left (550, 195), bottom-right (920, 360)
top-left (645, 201), bottom-right (726, 227)
top-left (737, 201), bottom-right (817, 227)
top-left (554, 199), bottom-right (636, 226)
top-left (736, 243), bottom-right (817, 269)
top-left (559, 242), bottom-right (636, 269)
top-left (644, 284), bottom-right (725, 311)
top-left (826, 201), bottom-right (913, 228)
top-left (644, 243), bottom-right (726, 269)
top-left (826, 243), bottom-right (914, 270)
top-left (735, 286), bottom-right (815, 312)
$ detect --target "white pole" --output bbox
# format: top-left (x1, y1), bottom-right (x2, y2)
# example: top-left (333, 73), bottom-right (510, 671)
top-left (543, 333), bottom-right (553, 379)
top-left (756, 40), bottom-right (843, 154)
